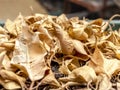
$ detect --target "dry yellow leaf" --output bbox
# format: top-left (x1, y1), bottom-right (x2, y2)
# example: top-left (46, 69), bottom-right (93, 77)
top-left (88, 46), bottom-right (105, 74)
top-left (0, 69), bottom-right (26, 88)
top-left (96, 74), bottom-right (112, 90)
top-left (59, 66), bottom-right (97, 83)
top-left (0, 13), bottom-right (119, 89)
top-left (5, 19), bottom-right (18, 36)
top-left (3, 81), bottom-right (21, 90)
top-left (53, 22), bottom-right (74, 54)
top-left (40, 70), bottom-right (60, 87)
top-left (11, 39), bottom-right (49, 81)
top-left (73, 40), bottom-right (87, 54)
top-left (59, 59), bottom-right (72, 75)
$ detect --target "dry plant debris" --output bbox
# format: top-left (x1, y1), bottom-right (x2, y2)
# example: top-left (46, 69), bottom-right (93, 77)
top-left (0, 13), bottom-right (120, 90)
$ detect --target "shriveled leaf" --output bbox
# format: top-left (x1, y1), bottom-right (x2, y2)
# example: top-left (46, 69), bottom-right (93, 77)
top-left (0, 26), bottom-right (8, 34)
top-left (4, 81), bottom-right (21, 90)
top-left (37, 26), bottom-right (54, 49)
top-left (88, 46), bottom-right (105, 74)
top-left (72, 40), bottom-right (87, 55)
top-left (106, 32), bottom-right (120, 45)
top-left (56, 14), bottom-right (69, 29)
top-left (68, 22), bottom-right (88, 41)
top-left (41, 70), bottom-right (60, 87)
top-left (5, 19), bottom-right (18, 36)
top-left (59, 66), bottom-right (97, 83)
top-left (96, 74), bottom-right (112, 90)
top-left (115, 49), bottom-right (120, 59)
top-left (0, 77), bottom-right (21, 89)
top-left (0, 51), bottom-right (6, 69)
top-left (89, 18), bottom-right (103, 26)
top-left (0, 13), bottom-right (120, 90)
top-left (1, 42), bottom-right (14, 49)
top-left (0, 34), bottom-right (8, 43)
top-left (20, 23), bottom-right (33, 43)
top-left (53, 23), bottom-right (74, 54)
top-left (104, 58), bottom-right (120, 77)
top-left (0, 69), bottom-right (26, 88)
top-left (92, 46), bottom-right (104, 66)
top-left (2, 55), bottom-right (17, 71)
top-left (59, 59), bottom-right (72, 75)
top-left (11, 39), bottom-right (49, 81)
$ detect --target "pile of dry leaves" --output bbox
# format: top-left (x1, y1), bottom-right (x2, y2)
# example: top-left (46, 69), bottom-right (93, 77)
top-left (0, 13), bottom-right (120, 90)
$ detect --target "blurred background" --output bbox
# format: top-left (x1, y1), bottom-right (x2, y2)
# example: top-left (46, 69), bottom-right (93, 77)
top-left (39, 0), bottom-right (120, 19)
top-left (0, 0), bottom-right (120, 21)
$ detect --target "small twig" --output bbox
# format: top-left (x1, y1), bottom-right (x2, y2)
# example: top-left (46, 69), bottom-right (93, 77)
top-left (29, 81), bottom-right (35, 90)
top-left (32, 81), bottom-right (42, 90)
top-left (108, 14), bottom-right (120, 31)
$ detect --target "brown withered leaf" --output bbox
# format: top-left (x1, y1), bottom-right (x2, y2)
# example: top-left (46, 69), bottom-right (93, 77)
top-left (0, 26), bottom-right (8, 34)
top-left (0, 13), bottom-right (120, 90)
top-left (59, 66), bottom-right (97, 83)
top-left (53, 22), bottom-right (74, 54)
top-left (104, 58), bottom-right (120, 77)
top-left (11, 39), bottom-right (49, 81)
top-left (0, 51), bottom-right (6, 69)
top-left (2, 55), bottom-right (17, 71)
top-left (91, 46), bottom-right (104, 66)
top-left (0, 34), bottom-right (8, 44)
top-left (106, 32), bottom-right (120, 45)
top-left (96, 74), bottom-right (112, 90)
top-left (1, 42), bottom-right (14, 50)
top-left (88, 46), bottom-right (105, 74)
top-left (3, 81), bottom-right (21, 89)
top-left (0, 69), bottom-right (26, 88)
top-left (40, 70), bottom-right (60, 87)
top-left (19, 23), bottom-right (33, 44)
top-left (5, 19), bottom-right (18, 36)
top-left (38, 26), bottom-right (53, 47)
top-left (0, 77), bottom-right (21, 89)
top-left (72, 40), bottom-right (87, 55)
top-left (115, 49), bottom-right (120, 59)
top-left (59, 59), bottom-right (72, 75)
top-left (68, 22), bottom-right (88, 41)
top-left (56, 14), bottom-right (69, 29)
top-left (89, 18), bottom-right (103, 26)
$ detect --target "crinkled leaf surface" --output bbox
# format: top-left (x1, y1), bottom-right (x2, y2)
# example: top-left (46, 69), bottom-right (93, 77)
top-left (0, 13), bottom-right (120, 90)
top-left (11, 39), bottom-right (49, 81)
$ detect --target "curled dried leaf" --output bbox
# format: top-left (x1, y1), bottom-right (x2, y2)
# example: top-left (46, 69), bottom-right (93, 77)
top-left (72, 39), bottom-right (88, 55)
top-left (11, 39), bottom-right (49, 81)
top-left (0, 27), bottom-right (8, 34)
top-left (0, 69), bottom-right (26, 88)
top-left (104, 58), bottom-right (120, 77)
top-left (3, 81), bottom-right (21, 90)
top-left (0, 51), bottom-right (6, 69)
top-left (2, 55), bottom-right (17, 71)
top-left (106, 32), bottom-right (119, 45)
top-left (40, 70), bottom-right (60, 87)
top-left (1, 42), bottom-right (14, 49)
top-left (5, 19), bottom-right (18, 36)
top-left (59, 66), bottom-right (97, 83)
top-left (53, 23), bottom-right (74, 54)
top-left (0, 13), bottom-right (120, 90)
top-left (89, 18), bottom-right (103, 26)
top-left (88, 46), bottom-right (105, 75)
top-left (68, 23), bottom-right (88, 41)
top-left (59, 59), bottom-right (72, 75)
top-left (96, 74), bottom-right (112, 90)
